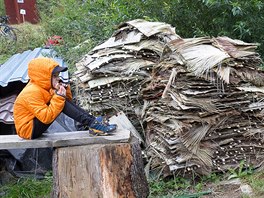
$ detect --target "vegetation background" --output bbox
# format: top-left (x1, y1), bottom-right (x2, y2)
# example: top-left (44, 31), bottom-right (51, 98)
top-left (0, 0), bottom-right (264, 197)
top-left (0, 0), bottom-right (264, 67)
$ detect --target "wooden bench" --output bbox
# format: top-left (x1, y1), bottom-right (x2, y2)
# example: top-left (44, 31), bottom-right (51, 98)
top-left (0, 129), bottom-right (149, 198)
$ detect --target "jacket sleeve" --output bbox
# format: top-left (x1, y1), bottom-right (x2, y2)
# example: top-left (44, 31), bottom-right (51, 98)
top-left (66, 84), bottom-right (73, 101)
top-left (26, 90), bottom-right (66, 124)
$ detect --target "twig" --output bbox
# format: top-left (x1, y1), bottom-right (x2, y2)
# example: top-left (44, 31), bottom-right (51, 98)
top-left (162, 68), bottom-right (177, 98)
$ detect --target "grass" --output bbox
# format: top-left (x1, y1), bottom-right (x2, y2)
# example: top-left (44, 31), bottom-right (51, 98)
top-left (242, 171), bottom-right (264, 197)
top-left (148, 174), bottom-right (218, 198)
top-left (0, 162), bottom-right (263, 197)
top-left (149, 177), bottom-right (191, 197)
top-left (0, 172), bottom-right (52, 198)
top-left (0, 21), bottom-right (93, 71)
top-left (148, 169), bottom-right (264, 198)
top-left (0, 22), bottom-right (47, 65)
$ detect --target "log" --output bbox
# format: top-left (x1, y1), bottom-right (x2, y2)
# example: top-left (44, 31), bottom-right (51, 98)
top-left (52, 138), bottom-right (149, 198)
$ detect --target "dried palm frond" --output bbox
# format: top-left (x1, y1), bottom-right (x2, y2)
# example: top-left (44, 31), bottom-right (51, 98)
top-left (192, 147), bottom-right (214, 168)
top-left (167, 37), bottom-right (212, 52)
top-left (237, 86), bottom-right (264, 94)
top-left (125, 19), bottom-right (179, 38)
top-left (91, 48), bottom-right (128, 58)
top-left (87, 76), bottom-right (130, 89)
top-left (216, 66), bottom-right (231, 84)
top-left (213, 36), bottom-right (259, 58)
top-left (181, 44), bottom-right (230, 77)
top-left (73, 19), bottom-right (264, 179)
top-left (123, 39), bottom-right (165, 56)
top-left (93, 30), bottom-right (143, 51)
top-left (181, 124), bottom-right (211, 153)
top-left (162, 68), bottom-right (177, 98)
top-left (233, 68), bottom-right (264, 86)
top-left (87, 54), bottom-right (134, 70)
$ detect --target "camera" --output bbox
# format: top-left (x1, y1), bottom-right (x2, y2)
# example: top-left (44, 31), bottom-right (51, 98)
top-left (59, 79), bottom-right (68, 88)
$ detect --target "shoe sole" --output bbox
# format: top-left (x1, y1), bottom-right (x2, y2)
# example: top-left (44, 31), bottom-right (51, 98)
top-left (89, 129), bottom-right (112, 136)
top-left (89, 125), bottom-right (117, 134)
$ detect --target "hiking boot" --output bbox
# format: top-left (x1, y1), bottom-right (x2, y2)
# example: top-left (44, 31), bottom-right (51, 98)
top-left (95, 116), bottom-right (117, 131)
top-left (89, 119), bottom-right (117, 136)
top-left (95, 116), bottom-right (106, 123)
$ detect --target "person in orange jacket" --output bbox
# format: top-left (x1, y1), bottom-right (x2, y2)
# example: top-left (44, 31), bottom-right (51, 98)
top-left (13, 57), bottom-right (116, 139)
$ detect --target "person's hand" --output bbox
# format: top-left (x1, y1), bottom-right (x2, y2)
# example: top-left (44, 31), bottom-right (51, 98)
top-left (54, 82), bottom-right (60, 90)
top-left (57, 85), bottom-right (66, 96)
top-left (55, 82), bottom-right (68, 90)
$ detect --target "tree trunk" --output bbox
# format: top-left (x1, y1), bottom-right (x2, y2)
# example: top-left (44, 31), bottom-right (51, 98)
top-left (52, 138), bottom-right (149, 198)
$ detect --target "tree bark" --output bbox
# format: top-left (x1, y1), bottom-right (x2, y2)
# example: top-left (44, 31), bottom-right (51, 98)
top-left (52, 138), bottom-right (149, 198)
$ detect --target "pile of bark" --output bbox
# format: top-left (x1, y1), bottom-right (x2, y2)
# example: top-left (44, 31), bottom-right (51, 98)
top-left (73, 19), bottom-right (180, 131)
top-left (73, 19), bottom-right (264, 177)
top-left (142, 37), bottom-right (264, 177)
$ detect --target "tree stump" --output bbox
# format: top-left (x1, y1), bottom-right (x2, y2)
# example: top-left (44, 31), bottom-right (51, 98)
top-left (52, 138), bottom-right (149, 198)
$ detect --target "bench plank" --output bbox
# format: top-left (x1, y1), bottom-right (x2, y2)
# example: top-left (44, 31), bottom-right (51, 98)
top-left (0, 129), bottom-right (131, 149)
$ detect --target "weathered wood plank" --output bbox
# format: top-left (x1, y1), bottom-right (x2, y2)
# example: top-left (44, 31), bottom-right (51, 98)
top-left (53, 138), bottom-right (149, 198)
top-left (0, 129), bottom-right (131, 149)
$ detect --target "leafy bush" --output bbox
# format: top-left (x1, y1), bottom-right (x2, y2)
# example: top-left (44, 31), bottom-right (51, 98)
top-left (36, 0), bottom-right (264, 65)
top-left (1, 0), bottom-right (263, 66)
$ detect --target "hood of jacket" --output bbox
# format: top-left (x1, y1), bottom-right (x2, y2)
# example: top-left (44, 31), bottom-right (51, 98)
top-left (28, 57), bottom-right (59, 90)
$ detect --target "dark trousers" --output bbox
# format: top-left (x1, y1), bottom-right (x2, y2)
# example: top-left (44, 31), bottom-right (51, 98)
top-left (31, 100), bottom-right (95, 139)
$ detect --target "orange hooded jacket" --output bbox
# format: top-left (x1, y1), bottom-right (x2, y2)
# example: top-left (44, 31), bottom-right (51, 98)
top-left (13, 57), bottom-right (72, 139)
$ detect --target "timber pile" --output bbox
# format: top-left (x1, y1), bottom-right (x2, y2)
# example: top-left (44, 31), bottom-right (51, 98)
top-left (73, 19), bottom-right (180, 132)
top-left (142, 37), bottom-right (264, 177)
top-left (73, 19), bottom-right (264, 178)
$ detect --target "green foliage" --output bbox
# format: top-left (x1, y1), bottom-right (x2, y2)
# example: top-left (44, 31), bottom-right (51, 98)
top-left (201, 172), bottom-right (222, 184)
top-left (0, 173), bottom-right (52, 198)
top-left (37, 0), bottom-right (151, 66)
top-left (0, 23), bottom-right (47, 64)
top-left (228, 160), bottom-right (253, 180)
top-left (2, 0), bottom-right (264, 67)
top-left (148, 175), bottom-right (215, 198)
top-left (149, 177), bottom-right (191, 197)
top-left (1, 0), bottom-right (264, 65)
top-left (0, 0), bottom-right (5, 16)
top-left (35, 0), bottom-right (264, 66)
top-left (243, 171), bottom-right (264, 197)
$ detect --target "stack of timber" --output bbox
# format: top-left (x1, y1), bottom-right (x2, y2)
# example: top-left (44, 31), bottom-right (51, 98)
top-left (142, 36), bottom-right (264, 177)
top-left (73, 19), bottom-right (180, 134)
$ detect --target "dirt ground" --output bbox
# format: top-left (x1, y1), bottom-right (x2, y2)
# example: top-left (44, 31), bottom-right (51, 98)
top-left (202, 179), bottom-right (256, 198)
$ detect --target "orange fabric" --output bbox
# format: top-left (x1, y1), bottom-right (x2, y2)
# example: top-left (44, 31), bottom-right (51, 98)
top-left (13, 57), bottom-right (71, 139)
top-left (66, 84), bottom-right (73, 100)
